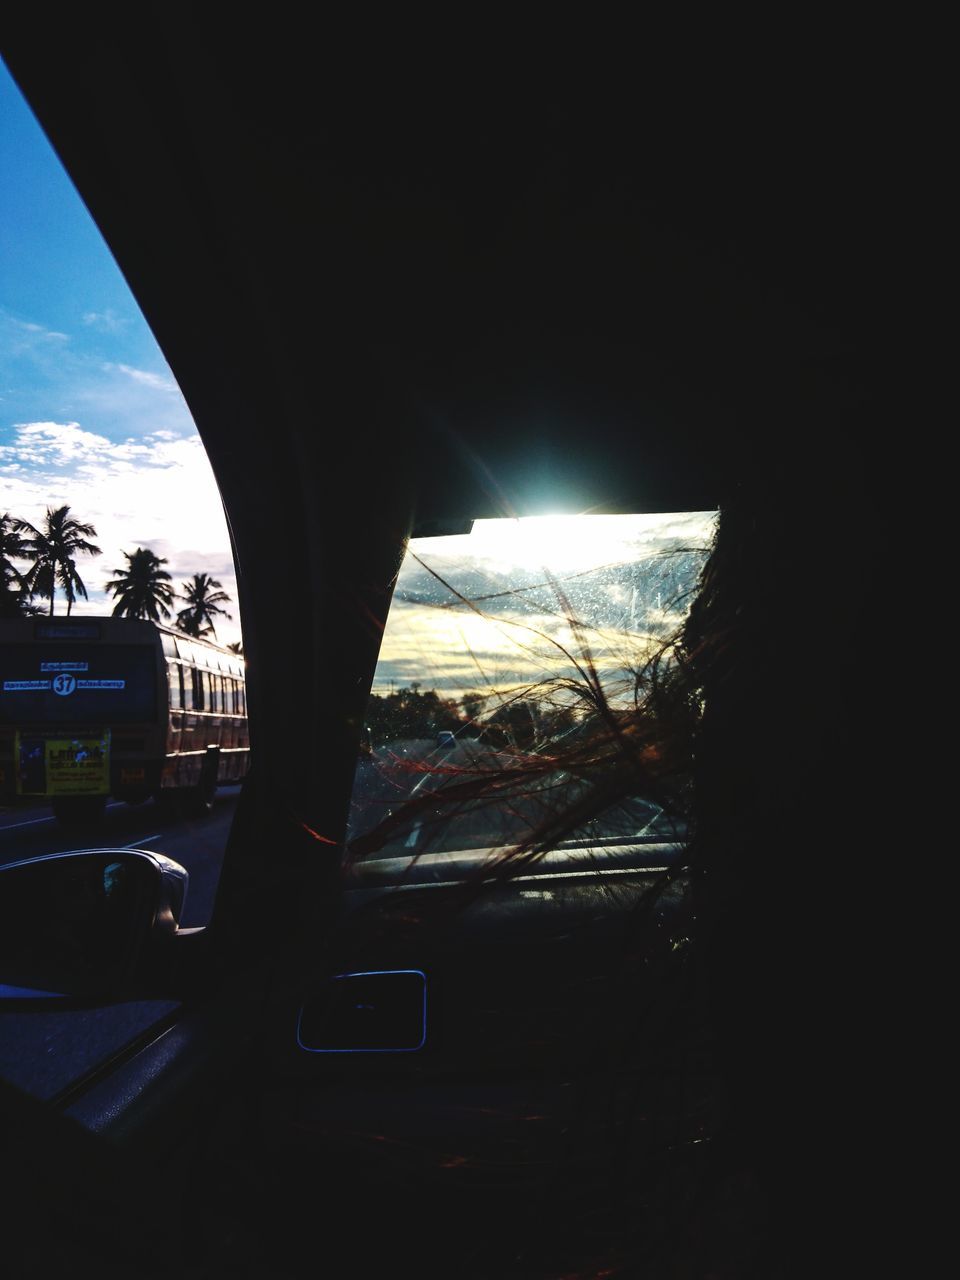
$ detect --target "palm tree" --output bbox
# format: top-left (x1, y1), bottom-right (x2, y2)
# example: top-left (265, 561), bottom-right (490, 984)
top-left (105, 547), bottom-right (175, 621)
top-left (226, 641), bottom-right (244, 655)
top-left (1, 512), bottom-right (41, 617)
top-left (176, 572), bottom-right (232, 639)
top-left (1, 513), bottom-right (29, 588)
top-left (14, 505), bottom-right (101, 616)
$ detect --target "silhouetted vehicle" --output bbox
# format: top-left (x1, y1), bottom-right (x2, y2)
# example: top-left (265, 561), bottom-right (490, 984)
top-left (0, 616), bottom-right (249, 825)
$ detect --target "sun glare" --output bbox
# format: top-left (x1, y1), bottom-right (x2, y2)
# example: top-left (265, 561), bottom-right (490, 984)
top-left (373, 510), bottom-right (717, 700)
top-left (463, 511), bottom-right (712, 575)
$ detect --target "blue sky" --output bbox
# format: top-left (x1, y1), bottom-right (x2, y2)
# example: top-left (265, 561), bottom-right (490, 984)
top-left (0, 58), bottom-right (240, 645)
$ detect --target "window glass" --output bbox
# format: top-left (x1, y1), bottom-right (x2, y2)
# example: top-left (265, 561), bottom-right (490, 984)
top-left (168, 661), bottom-right (182, 710)
top-left (0, 59), bottom-right (247, 1101)
top-left (348, 512), bottom-right (715, 861)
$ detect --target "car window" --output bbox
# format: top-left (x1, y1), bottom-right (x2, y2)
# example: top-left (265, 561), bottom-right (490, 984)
top-left (347, 511), bottom-right (715, 862)
top-left (0, 59), bottom-right (246, 1099)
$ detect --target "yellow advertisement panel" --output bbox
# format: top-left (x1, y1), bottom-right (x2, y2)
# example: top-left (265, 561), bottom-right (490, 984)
top-left (15, 730), bottom-right (111, 796)
top-left (46, 733), bottom-right (110, 795)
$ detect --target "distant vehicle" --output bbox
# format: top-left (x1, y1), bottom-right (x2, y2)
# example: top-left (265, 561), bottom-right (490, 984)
top-left (435, 729), bottom-right (456, 749)
top-left (0, 615), bottom-right (249, 825)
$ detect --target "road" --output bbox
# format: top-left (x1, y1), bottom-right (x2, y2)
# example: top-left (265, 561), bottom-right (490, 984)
top-left (0, 786), bottom-right (241, 1102)
top-left (0, 786), bottom-right (241, 924)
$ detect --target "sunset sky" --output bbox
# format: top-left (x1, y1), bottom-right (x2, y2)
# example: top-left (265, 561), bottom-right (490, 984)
top-left (374, 511), bottom-right (715, 702)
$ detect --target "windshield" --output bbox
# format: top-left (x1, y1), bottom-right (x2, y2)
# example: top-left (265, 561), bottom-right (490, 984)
top-left (347, 512), bottom-right (714, 859)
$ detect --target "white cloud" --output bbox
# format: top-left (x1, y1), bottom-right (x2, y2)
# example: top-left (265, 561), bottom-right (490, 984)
top-left (1, 312), bottom-right (194, 439)
top-left (0, 419), bottom-right (241, 645)
top-left (68, 374), bottom-right (196, 438)
top-left (12, 318), bottom-right (69, 341)
top-left (1, 420), bottom-right (113, 465)
top-left (82, 309), bottom-right (128, 334)
top-left (103, 363), bottom-right (177, 392)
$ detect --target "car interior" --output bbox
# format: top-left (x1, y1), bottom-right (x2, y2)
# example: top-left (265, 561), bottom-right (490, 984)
top-left (1, 22), bottom-right (917, 1280)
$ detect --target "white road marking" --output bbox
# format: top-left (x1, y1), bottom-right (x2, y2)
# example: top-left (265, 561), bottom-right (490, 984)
top-left (0, 813), bottom-right (56, 832)
top-left (0, 801), bottom-right (125, 834)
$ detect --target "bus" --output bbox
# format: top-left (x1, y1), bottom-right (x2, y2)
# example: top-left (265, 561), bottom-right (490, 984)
top-left (0, 615), bottom-right (250, 826)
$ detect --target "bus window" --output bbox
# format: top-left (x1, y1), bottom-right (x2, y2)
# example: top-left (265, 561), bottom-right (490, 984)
top-left (192, 668), bottom-right (204, 711)
top-left (168, 662), bottom-right (182, 710)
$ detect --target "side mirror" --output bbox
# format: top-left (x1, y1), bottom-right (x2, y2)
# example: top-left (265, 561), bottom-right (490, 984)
top-left (0, 849), bottom-right (190, 1002)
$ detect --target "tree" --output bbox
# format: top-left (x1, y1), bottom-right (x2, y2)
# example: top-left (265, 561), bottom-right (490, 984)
top-left (105, 547), bottom-right (175, 621)
top-left (0, 512), bottom-right (41, 617)
top-left (226, 641), bottom-right (244, 655)
top-left (481, 699), bottom-right (542, 751)
top-left (364, 685), bottom-right (464, 744)
top-left (460, 692), bottom-right (487, 723)
top-left (176, 572), bottom-right (232, 639)
top-left (13, 505), bottom-right (101, 616)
